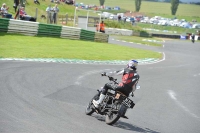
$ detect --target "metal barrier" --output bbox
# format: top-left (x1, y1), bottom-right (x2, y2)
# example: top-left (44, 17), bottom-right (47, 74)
top-left (105, 28), bottom-right (133, 36)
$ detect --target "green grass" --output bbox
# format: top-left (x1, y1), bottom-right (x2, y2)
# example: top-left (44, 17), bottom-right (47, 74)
top-left (75, 0), bottom-right (200, 21)
top-left (111, 35), bottom-right (163, 47)
top-left (137, 23), bottom-right (197, 35)
top-left (0, 33), bottom-right (162, 60)
top-left (1, 0), bottom-right (200, 23)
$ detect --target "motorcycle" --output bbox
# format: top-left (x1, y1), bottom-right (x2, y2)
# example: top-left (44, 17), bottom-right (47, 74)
top-left (85, 75), bottom-right (140, 125)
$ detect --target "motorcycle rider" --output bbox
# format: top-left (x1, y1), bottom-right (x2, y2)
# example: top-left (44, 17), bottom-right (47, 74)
top-left (191, 33), bottom-right (195, 43)
top-left (92, 60), bottom-right (140, 108)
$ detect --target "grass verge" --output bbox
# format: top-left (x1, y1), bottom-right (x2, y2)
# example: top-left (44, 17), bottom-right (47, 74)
top-left (0, 33), bottom-right (162, 60)
top-left (111, 35), bottom-right (163, 47)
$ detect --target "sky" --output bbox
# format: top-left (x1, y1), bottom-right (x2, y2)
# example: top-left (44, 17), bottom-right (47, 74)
top-left (180, 0), bottom-right (200, 2)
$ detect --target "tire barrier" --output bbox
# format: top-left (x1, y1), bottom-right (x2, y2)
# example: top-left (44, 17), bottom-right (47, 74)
top-left (37, 23), bottom-right (62, 37)
top-left (0, 18), bottom-right (10, 33)
top-left (8, 19), bottom-right (39, 36)
top-left (151, 33), bottom-right (181, 39)
top-left (61, 26), bottom-right (81, 40)
top-left (80, 29), bottom-right (95, 41)
top-left (0, 18), bottom-right (109, 43)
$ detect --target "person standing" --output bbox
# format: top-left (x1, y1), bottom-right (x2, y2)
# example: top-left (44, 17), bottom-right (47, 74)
top-left (52, 4), bottom-right (59, 24)
top-left (46, 5), bottom-right (53, 24)
top-left (13, 0), bottom-right (19, 13)
top-left (99, 21), bottom-right (105, 33)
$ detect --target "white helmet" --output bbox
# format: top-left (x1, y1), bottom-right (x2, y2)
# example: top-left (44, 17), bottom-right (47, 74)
top-left (127, 60), bottom-right (138, 70)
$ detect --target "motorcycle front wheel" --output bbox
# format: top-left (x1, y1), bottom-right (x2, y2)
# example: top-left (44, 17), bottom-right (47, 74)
top-left (105, 111), bottom-right (120, 125)
top-left (85, 93), bottom-right (99, 115)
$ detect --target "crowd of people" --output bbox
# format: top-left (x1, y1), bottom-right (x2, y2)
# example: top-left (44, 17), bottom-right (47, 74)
top-left (1, 0), bottom-right (106, 33)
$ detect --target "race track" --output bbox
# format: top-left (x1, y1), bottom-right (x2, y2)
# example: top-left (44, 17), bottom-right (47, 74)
top-left (0, 39), bottom-right (200, 133)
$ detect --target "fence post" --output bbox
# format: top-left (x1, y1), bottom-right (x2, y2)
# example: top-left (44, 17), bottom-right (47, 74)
top-left (35, 8), bottom-right (38, 21)
top-left (66, 14), bottom-right (68, 25)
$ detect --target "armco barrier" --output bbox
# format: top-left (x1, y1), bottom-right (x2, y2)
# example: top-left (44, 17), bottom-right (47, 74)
top-left (105, 28), bottom-right (133, 36)
top-left (0, 18), bottom-right (108, 43)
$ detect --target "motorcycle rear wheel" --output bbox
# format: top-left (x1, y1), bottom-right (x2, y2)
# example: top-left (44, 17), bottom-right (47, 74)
top-left (85, 93), bottom-right (99, 115)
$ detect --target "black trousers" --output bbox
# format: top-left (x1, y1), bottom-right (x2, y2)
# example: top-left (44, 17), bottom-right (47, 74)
top-left (101, 82), bottom-right (132, 97)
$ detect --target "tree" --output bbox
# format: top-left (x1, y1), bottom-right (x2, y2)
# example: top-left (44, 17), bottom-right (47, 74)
top-left (99, 0), bottom-right (105, 6)
top-left (171, 0), bottom-right (179, 15)
top-left (135, 0), bottom-right (142, 12)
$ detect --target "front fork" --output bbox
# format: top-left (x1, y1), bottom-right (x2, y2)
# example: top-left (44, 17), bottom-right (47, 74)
top-left (118, 104), bottom-right (128, 117)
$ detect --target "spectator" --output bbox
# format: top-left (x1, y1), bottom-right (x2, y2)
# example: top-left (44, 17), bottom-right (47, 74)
top-left (118, 15), bottom-right (121, 22)
top-left (13, 0), bottom-right (19, 13)
top-left (1, 3), bottom-right (12, 18)
top-left (52, 4), bottom-right (59, 24)
top-left (46, 5), bottom-right (53, 23)
top-left (124, 17), bottom-right (127, 23)
top-left (54, 0), bottom-right (60, 4)
top-left (95, 21), bottom-right (99, 32)
top-left (96, 21), bottom-right (105, 33)
top-left (65, 0), bottom-right (73, 5)
top-left (20, 0), bottom-right (26, 7)
top-left (19, 7), bottom-right (36, 22)
top-left (34, 0), bottom-right (40, 5)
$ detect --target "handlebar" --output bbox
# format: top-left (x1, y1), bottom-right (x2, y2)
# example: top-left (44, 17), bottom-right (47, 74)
top-left (107, 76), bottom-right (118, 84)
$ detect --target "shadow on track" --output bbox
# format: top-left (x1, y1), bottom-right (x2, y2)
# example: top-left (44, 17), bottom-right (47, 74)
top-left (92, 115), bottom-right (160, 133)
top-left (113, 121), bottom-right (160, 133)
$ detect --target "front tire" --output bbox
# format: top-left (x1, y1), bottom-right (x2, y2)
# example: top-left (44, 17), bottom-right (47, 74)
top-left (85, 93), bottom-right (99, 115)
top-left (105, 112), bottom-right (120, 125)
top-left (105, 101), bottom-right (121, 125)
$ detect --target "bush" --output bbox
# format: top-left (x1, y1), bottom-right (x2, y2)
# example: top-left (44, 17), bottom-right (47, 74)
top-left (104, 20), bottom-right (150, 36)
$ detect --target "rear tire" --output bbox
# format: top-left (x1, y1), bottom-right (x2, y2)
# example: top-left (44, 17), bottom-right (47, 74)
top-left (85, 93), bottom-right (99, 115)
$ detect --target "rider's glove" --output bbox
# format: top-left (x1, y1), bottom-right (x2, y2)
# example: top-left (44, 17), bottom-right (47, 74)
top-left (101, 72), bottom-right (107, 76)
top-left (109, 77), bottom-right (114, 81)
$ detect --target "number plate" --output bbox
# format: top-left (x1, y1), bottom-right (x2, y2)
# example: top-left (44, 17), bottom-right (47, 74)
top-left (122, 97), bottom-right (135, 108)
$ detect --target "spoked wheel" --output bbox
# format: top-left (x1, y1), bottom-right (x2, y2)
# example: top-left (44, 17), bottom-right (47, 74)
top-left (105, 111), bottom-right (120, 125)
top-left (105, 101), bottom-right (121, 125)
top-left (85, 93), bottom-right (99, 115)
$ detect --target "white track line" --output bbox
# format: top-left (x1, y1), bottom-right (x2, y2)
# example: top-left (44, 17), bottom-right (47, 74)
top-left (140, 52), bottom-right (165, 65)
top-left (168, 90), bottom-right (200, 121)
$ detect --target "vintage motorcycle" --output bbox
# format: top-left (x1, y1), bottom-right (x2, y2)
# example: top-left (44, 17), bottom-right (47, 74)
top-left (85, 75), bottom-right (140, 125)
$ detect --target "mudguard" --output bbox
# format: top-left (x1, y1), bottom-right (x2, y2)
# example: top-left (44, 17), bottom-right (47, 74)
top-left (118, 104), bottom-right (128, 117)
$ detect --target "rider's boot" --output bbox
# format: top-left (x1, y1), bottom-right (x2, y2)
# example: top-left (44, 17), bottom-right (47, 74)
top-left (92, 94), bottom-right (105, 108)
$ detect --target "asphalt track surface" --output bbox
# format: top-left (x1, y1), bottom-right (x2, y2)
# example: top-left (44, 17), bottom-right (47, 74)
top-left (0, 38), bottom-right (200, 133)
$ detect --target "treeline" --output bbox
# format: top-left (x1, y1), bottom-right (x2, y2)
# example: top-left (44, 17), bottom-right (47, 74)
top-left (189, 2), bottom-right (200, 5)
